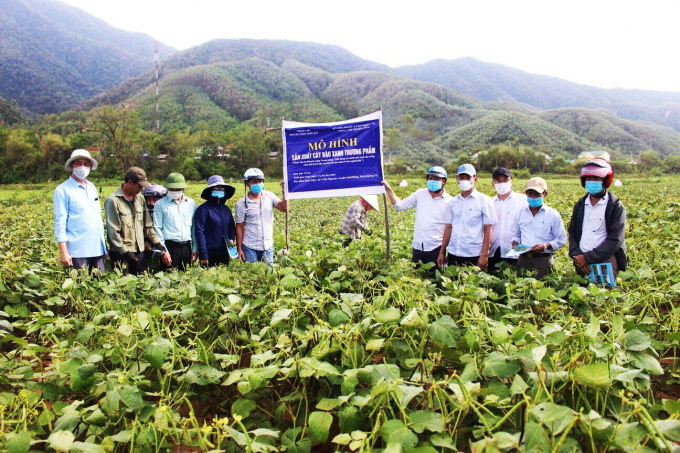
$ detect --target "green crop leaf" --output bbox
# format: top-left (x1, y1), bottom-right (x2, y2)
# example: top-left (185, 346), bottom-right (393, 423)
top-left (48, 430), bottom-right (75, 452)
top-left (624, 330), bottom-right (652, 352)
top-left (408, 410), bottom-right (445, 433)
top-left (271, 308), bottom-right (293, 326)
top-left (117, 385), bottom-right (144, 412)
top-left (144, 337), bottom-right (172, 369)
top-left (72, 442), bottom-right (106, 453)
top-left (428, 315), bottom-right (461, 346)
top-left (572, 363), bottom-right (610, 389)
top-left (379, 419), bottom-right (418, 451)
top-left (182, 364), bottom-right (226, 385)
top-left (232, 398), bottom-right (257, 418)
top-left (6, 432), bottom-right (32, 453)
top-left (654, 419), bottom-right (680, 442)
top-left (533, 403), bottom-right (577, 435)
top-left (629, 352), bottom-right (664, 375)
top-left (401, 308), bottom-right (426, 329)
top-left (375, 307), bottom-right (401, 323)
top-left (309, 411), bottom-right (333, 443)
top-left (483, 352), bottom-right (521, 379)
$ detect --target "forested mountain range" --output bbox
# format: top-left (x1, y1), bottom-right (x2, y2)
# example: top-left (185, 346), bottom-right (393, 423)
top-left (82, 40), bottom-right (680, 159)
top-left (2, 0), bottom-right (680, 160)
top-left (397, 57), bottom-right (680, 132)
top-left (0, 0), bottom-right (176, 115)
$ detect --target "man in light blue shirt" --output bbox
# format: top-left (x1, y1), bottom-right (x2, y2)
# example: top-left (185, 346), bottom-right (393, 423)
top-left (153, 173), bottom-right (198, 271)
top-left (53, 149), bottom-right (107, 273)
top-left (510, 177), bottom-right (567, 279)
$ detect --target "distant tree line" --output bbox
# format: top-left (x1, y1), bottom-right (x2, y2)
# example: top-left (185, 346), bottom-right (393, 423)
top-left (0, 106), bottom-right (283, 184)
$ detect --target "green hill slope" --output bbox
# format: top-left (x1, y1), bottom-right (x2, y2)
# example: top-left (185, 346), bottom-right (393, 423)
top-left (0, 0), bottom-right (176, 115)
top-left (397, 57), bottom-right (680, 132)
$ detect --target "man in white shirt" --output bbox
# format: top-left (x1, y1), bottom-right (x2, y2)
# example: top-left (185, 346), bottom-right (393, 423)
top-left (568, 159), bottom-right (627, 282)
top-left (488, 167), bottom-right (527, 272)
top-left (510, 177), bottom-right (567, 279)
top-left (383, 166), bottom-right (453, 268)
top-left (438, 164), bottom-right (497, 270)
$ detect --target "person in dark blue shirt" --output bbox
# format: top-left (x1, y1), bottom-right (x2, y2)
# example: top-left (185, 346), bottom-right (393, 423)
top-left (194, 175), bottom-right (237, 267)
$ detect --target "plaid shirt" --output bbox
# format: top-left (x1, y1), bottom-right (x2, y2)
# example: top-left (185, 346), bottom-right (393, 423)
top-left (339, 200), bottom-right (368, 239)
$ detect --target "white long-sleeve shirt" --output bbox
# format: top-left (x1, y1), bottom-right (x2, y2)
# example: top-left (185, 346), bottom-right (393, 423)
top-left (510, 204), bottom-right (567, 252)
top-left (490, 191), bottom-right (527, 259)
top-left (580, 193), bottom-right (609, 253)
top-left (393, 188), bottom-right (453, 252)
top-left (444, 189), bottom-right (498, 257)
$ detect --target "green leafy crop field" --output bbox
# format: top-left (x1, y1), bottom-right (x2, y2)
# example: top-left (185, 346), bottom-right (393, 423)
top-left (0, 176), bottom-right (679, 453)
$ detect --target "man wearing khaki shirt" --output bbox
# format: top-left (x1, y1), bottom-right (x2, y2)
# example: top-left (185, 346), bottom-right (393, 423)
top-left (105, 168), bottom-right (165, 275)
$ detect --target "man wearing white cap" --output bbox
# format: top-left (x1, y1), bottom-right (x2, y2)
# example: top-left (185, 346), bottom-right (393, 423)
top-left (53, 149), bottom-right (107, 273)
top-left (339, 195), bottom-right (379, 245)
top-left (438, 164), bottom-right (497, 270)
top-left (510, 177), bottom-right (567, 278)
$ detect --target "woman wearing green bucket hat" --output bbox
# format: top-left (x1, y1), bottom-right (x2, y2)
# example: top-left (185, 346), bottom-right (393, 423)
top-left (153, 173), bottom-right (198, 271)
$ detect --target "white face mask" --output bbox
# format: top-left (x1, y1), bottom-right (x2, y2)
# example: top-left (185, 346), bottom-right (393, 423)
top-left (168, 190), bottom-right (183, 200)
top-left (458, 180), bottom-right (473, 192)
top-left (494, 182), bottom-right (512, 195)
top-left (73, 166), bottom-right (90, 180)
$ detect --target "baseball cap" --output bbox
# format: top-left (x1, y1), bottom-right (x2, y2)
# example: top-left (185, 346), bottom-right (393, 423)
top-left (457, 164), bottom-right (476, 177)
top-left (525, 177), bottom-right (548, 194)
top-left (125, 167), bottom-right (152, 188)
top-left (492, 167), bottom-right (512, 179)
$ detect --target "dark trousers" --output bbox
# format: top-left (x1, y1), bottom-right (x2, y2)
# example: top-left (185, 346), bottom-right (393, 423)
top-left (447, 254), bottom-right (479, 267)
top-left (164, 240), bottom-right (192, 272)
top-left (110, 251), bottom-right (146, 276)
top-left (72, 256), bottom-right (105, 274)
top-left (518, 253), bottom-right (554, 279)
top-left (488, 248), bottom-right (516, 272)
top-left (206, 253), bottom-right (230, 268)
top-left (412, 246), bottom-right (441, 266)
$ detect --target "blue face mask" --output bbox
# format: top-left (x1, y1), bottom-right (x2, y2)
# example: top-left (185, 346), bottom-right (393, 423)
top-left (426, 180), bottom-right (443, 192)
top-left (212, 190), bottom-right (225, 199)
top-left (585, 181), bottom-right (604, 195)
top-left (250, 183), bottom-right (264, 195)
top-left (528, 196), bottom-right (543, 208)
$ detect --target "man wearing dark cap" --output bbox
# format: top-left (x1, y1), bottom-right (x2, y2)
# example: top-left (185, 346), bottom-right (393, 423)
top-left (105, 167), bottom-right (165, 275)
top-left (489, 168), bottom-right (527, 272)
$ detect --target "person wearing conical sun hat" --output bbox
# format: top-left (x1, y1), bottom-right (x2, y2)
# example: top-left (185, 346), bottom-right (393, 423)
top-left (53, 149), bottom-right (107, 273)
top-left (339, 195), bottom-right (379, 246)
top-left (194, 175), bottom-right (237, 268)
top-left (153, 173), bottom-right (198, 271)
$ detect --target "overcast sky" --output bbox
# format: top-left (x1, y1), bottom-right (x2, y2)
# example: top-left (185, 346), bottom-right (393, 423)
top-left (60, 0), bottom-right (680, 92)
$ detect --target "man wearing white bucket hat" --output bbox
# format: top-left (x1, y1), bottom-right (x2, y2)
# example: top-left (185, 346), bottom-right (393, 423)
top-left (339, 195), bottom-right (379, 245)
top-left (53, 149), bottom-right (107, 273)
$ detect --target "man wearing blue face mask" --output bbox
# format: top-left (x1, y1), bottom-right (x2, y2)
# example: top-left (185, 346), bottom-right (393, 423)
top-left (383, 166), bottom-right (453, 268)
top-left (510, 177), bottom-right (567, 278)
top-left (568, 159), bottom-right (627, 280)
top-left (235, 168), bottom-right (288, 264)
top-left (194, 175), bottom-right (237, 267)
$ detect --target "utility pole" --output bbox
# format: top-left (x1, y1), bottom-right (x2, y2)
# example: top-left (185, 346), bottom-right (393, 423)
top-left (155, 42), bottom-right (160, 133)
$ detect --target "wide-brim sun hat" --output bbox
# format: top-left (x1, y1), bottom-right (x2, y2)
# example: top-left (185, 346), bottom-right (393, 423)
top-left (360, 194), bottom-right (380, 212)
top-left (164, 173), bottom-right (188, 189)
top-left (65, 149), bottom-right (97, 171)
top-left (201, 175), bottom-right (236, 200)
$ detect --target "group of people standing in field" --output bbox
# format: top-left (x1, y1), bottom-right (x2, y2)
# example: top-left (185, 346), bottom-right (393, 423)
top-left (53, 149), bottom-right (287, 275)
top-left (373, 159), bottom-right (627, 280)
top-left (54, 148), bottom-right (627, 283)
